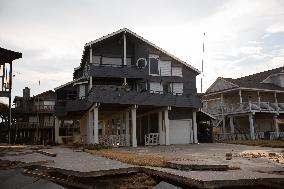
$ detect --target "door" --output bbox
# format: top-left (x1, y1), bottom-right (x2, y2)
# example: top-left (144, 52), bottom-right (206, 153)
top-left (169, 119), bottom-right (192, 144)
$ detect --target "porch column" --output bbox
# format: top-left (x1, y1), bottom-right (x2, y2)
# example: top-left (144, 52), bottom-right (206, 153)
top-left (125, 111), bottom-right (130, 146)
top-left (229, 116), bottom-right (234, 134)
top-left (123, 31), bottom-right (127, 65)
top-left (193, 111), bottom-right (198, 144)
top-left (120, 113), bottom-right (124, 135)
top-left (89, 47), bottom-right (92, 63)
top-left (273, 115), bottom-right (279, 138)
top-left (158, 112), bottom-right (165, 145)
top-left (164, 109), bottom-right (170, 145)
top-left (249, 114), bottom-right (255, 140)
top-left (239, 90), bottom-right (242, 103)
top-left (257, 91), bottom-right (261, 108)
top-left (54, 117), bottom-right (59, 143)
top-left (89, 76), bottom-right (92, 91)
top-left (93, 106), bottom-right (99, 144)
top-left (131, 105), bottom-right (137, 147)
top-left (88, 109), bottom-right (93, 144)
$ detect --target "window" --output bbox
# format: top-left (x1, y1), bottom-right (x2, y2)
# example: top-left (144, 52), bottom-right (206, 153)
top-left (163, 83), bottom-right (172, 94)
top-left (136, 58), bottom-right (147, 67)
top-left (150, 58), bottom-right (159, 75)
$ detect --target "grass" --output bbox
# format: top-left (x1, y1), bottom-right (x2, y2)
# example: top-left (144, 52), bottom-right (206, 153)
top-left (220, 140), bottom-right (284, 148)
top-left (89, 149), bottom-right (181, 167)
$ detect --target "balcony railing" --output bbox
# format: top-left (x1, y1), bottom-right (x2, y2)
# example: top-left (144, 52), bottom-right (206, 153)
top-left (32, 105), bottom-right (54, 112)
top-left (204, 101), bottom-right (284, 116)
top-left (11, 122), bottom-right (54, 129)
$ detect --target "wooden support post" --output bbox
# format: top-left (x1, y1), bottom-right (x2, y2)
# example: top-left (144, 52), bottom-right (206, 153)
top-left (89, 76), bottom-right (92, 91)
top-left (229, 116), bottom-right (234, 134)
top-left (54, 117), bottom-right (59, 143)
top-left (239, 90), bottom-right (242, 104)
top-left (257, 91), bottom-right (260, 109)
top-left (88, 109), bottom-right (93, 144)
top-left (89, 47), bottom-right (92, 63)
top-left (93, 106), bottom-right (99, 144)
top-left (164, 109), bottom-right (170, 145)
top-left (120, 113), bottom-right (124, 135)
top-left (8, 62), bottom-right (12, 144)
top-left (131, 105), bottom-right (137, 147)
top-left (123, 31), bottom-right (126, 65)
top-left (273, 115), bottom-right (279, 138)
top-left (125, 111), bottom-right (130, 146)
top-left (193, 111), bottom-right (198, 144)
top-left (249, 114), bottom-right (255, 140)
top-left (158, 112), bottom-right (165, 145)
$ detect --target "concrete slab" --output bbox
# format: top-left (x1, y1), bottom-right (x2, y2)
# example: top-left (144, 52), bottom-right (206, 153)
top-left (0, 169), bottom-right (65, 189)
top-left (153, 181), bottom-right (181, 189)
top-left (0, 146), bottom-right (138, 177)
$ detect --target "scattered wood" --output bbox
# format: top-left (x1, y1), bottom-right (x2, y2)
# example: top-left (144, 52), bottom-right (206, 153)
top-left (35, 150), bottom-right (56, 157)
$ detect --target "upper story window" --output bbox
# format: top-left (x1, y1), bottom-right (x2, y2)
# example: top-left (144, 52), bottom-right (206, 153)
top-left (172, 66), bottom-right (183, 77)
top-left (136, 58), bottom-right (147, 68)
top-left (149, 54), bottom-right (159, 75)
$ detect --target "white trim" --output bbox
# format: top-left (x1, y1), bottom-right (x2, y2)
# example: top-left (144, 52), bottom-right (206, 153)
top-left (85, 28), bottom-right (201, 74)
top-left (73, 81), bottom-right (89, 86)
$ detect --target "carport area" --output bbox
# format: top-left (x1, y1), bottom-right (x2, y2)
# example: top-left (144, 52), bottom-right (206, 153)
top-left (197, 110), bottom-right (215, 143)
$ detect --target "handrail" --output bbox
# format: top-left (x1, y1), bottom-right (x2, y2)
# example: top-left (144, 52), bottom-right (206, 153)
top-left (203, 101), bottom-right (283, 116)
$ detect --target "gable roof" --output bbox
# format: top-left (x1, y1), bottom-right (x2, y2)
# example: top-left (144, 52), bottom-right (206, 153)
top-left (206, 66), bottom-right (284, 94)
top-left (85, 28), bottom-right (200, 74)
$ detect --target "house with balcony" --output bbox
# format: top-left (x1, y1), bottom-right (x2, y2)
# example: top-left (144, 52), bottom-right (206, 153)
top-left (12, 87), bottom-right (56, 144)
top-left (202, 66), bottom-right (284, 140)
top-left (54, 28), bottom-right (205, 146)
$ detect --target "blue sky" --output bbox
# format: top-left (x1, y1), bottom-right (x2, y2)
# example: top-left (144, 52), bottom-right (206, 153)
top-left (0, 0), bottom-right (284, 101)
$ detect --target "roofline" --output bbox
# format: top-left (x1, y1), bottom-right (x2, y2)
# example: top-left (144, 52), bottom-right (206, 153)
top-left (205, 77), bottom-right (239, 93)
top-left (54, 77), bottom-right (88, 91)
top-left (85, 28), bottom-right (201, 74)
top-left (261, 72), bottom-right (284, 83)
top-left (203, 87), bottom-right (284, 96)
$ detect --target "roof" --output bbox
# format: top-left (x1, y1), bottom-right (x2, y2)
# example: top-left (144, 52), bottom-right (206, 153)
top-left (85, 28), bottom-right (201, 74)
top-left (206, 66), bottom-right (284, 94)
top-left (54, 77), bottom-right (88, 91)
top-left (32, 90), bottom-right (55, 100)
top-left (0, 47), bottom-right (22, 64)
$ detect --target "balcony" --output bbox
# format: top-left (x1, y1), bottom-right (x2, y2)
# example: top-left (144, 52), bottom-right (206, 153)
top-left (204, 101), bottom-right (284, 116)
top-left (32, 105), bottom-right (54, 113)
top-left (11, 122), bottom-right (54, 129)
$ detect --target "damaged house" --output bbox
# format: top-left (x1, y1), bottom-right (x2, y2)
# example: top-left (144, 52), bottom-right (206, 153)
top-left (54, 28), bottom-right (203, 146)
top-left (202, 66), bottom-right (284, 140)
top-left (12, 88), bottom-right (55, 144)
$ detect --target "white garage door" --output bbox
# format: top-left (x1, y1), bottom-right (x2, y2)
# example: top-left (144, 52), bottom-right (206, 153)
top-left (169, 119), bottom-right (193, 144)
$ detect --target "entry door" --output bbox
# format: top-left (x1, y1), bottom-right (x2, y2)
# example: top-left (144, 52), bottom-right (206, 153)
top-left (169, 119), bottom-right (192, 144)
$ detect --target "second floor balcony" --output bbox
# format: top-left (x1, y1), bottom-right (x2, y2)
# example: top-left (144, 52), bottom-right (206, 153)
top-left (204, 101), bottom-right (284, 116)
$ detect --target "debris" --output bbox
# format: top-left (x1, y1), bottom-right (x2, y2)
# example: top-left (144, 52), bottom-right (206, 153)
top-left (35, 150), bottom-right (56, 157)
top-left (225, 153), bottom-right (232, 160)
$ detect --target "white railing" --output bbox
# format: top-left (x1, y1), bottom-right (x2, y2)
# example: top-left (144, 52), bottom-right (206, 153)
top-left (204, 101), bottom-right (283, 116)
top-left (145, 133), bottom-right (160, 145)
top-left (98, 134), bottom-right (126, 147)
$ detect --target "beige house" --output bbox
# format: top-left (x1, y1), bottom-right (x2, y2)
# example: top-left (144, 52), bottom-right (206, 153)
top-left (202, 66), bottom-right (284, 140)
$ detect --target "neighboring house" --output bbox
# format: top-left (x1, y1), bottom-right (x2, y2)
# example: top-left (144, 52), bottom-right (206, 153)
top-left (202, 66), bottom-right (284, 140)
top-left (12, 87), bottom-right (55, 144)
top-left (0, 47), bottom-right (22, 143)
top-left (54, 28), bottom-right (203, 146)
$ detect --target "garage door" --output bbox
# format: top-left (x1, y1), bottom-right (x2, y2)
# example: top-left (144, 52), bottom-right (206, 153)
top-left (169, 119), bottom-right (193, 144)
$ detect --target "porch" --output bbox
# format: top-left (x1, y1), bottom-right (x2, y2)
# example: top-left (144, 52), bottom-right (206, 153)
top-left (55, 103), bottom-right (199, 147)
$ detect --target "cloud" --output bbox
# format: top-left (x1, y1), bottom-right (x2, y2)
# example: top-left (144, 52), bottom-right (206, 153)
top-left (0, 0), bottom-right (284, 100)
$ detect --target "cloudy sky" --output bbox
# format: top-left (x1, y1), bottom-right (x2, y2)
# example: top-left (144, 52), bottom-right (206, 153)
top-left (1, 0), bottom-right (284, 101)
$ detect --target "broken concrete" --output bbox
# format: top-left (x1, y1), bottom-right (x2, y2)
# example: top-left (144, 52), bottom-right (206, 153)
top-left (153, 181), bottom-right (182, 189)
top-left (167, 160), bottom-right (229, 171)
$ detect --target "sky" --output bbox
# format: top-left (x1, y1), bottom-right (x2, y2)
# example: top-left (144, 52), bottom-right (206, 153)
top-left (0, 0), bottom-right (284, 102)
